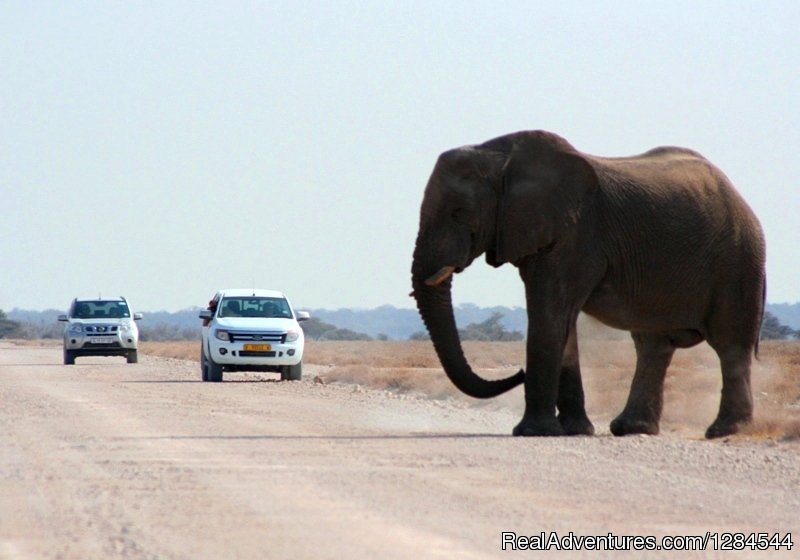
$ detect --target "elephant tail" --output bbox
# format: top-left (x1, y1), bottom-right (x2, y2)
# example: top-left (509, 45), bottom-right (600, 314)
top-left (755, 272), bottom-right (767, 361)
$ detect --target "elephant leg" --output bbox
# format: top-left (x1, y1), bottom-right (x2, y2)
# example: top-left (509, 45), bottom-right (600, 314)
top-left (610, 332), bottom-right (675, 436)
top-left (704, 290), bottom-right (759, 438)
top-left (557, 325), bottom-right (594, 435)
top-left (705, 346), bottom-right (753, 438)
top-left (512, 323), bottom-right (566, 437)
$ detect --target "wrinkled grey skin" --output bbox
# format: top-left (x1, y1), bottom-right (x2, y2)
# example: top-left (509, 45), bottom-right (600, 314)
top-left (411, 130), bottom-right (766, 439)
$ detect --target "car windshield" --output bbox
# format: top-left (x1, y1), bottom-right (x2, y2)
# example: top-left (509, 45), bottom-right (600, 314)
top-left (72, 300), bottom-right (131, 319)
top-left (218, 297), bottom-right (292, 319)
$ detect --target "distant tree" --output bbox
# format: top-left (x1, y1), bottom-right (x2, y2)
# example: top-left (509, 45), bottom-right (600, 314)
top-left (5, 318), bottom-right (62, 340)
top-left (10, 321), bottom-right (61, 340)
top-left (6, 307), bottom-right (383, 342)
top-left (409, 312), bottom-right (523, 342)
top-left (0, 309), bottom-right (21, 338)
top-left (139, 323), bottom-right (200, 341)
top-left (459, 312), bottom-right (524, 341)
top-left (317, 328), bottom-right (372, 341)
top-left (760, 311), bottom-right (798, 340)
top-left (766, 303), bottom-right (800, 332)
top-left (300, 317), bottom-right (372, 341)
top-left (300, 317), bottom-right (338, 339)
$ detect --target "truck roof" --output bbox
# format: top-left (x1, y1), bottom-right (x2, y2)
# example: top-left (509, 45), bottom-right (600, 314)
top-left (216, 288), bottom-right (286, 299)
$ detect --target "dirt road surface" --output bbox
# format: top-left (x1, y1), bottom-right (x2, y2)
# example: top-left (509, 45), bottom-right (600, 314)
top-left (1, 343), bottom-right (797, 559)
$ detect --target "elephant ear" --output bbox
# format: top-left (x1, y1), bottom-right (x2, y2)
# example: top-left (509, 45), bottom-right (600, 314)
top-left (494, 135), bottom-right (598, 265)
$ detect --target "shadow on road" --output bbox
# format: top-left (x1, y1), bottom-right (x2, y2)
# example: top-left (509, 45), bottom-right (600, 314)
top-left (122, 378), bottom-right (284, 384)
top-left (115, 433), bottom-right (514, 440)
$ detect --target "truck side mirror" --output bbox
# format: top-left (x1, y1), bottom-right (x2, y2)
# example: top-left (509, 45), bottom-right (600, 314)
top-left (296, 311), bottom-right (310, 322)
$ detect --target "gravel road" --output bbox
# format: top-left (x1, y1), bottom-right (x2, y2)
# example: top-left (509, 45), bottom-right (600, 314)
top-left (1, 343), bottom-right (797, 559)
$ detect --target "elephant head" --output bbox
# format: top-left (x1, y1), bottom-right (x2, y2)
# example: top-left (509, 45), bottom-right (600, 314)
top-left (411, 130), bottom-right (598, 399)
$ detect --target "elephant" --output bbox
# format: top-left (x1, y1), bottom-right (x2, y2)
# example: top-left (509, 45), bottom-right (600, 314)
top-left (410, 130), bottom-right (766, 439)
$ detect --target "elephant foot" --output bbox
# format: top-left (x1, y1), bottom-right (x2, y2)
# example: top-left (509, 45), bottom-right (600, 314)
top-left (705, 414), bottom-right (751, 439)
top-left (610, 413), bottom-right (659, 437)
top-left (558, 413), bottom-right (595, 436)
top-left (512, 415), bottom-right (565, 437)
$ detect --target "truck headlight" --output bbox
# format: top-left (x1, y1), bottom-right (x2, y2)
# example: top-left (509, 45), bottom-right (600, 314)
top-left (285, 330), bottom-right (299, 342)
top-left (214, 329), bottom-right (230, 342)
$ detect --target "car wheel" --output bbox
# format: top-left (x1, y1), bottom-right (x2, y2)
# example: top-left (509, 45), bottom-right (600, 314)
top-left (63, 349), bottom-right (75, 365)
top-left (127, 350), bottom-right (138, 364)
top-left (207, 355), bottom-right (223, 382)
top-left (286, 362), bottom-right (302, 381)
top-left (200, 346), bottom-right (209, 381)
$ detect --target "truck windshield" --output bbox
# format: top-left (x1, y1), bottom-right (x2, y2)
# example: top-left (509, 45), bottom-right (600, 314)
top-left (72, 301), bottom-right (131, 319)
top-left (218, 297), bottom-right (292, 319)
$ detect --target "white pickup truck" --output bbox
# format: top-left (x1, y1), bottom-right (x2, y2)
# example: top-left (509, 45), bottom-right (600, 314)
top-left (198, 288), bottom-right (309, 382)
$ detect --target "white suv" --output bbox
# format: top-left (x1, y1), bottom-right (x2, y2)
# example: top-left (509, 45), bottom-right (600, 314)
top-left (58, 297), bottom-right (143, 365)
top-left (199, 289), bottom-right (309, 382)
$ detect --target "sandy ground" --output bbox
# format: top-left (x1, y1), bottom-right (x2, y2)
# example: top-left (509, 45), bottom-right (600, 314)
top-left (1, 343), bottom-right (797, 559)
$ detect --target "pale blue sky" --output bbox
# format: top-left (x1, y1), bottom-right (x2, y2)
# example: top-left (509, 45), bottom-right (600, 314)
top-left (2, 1), bottom-right (798, 312)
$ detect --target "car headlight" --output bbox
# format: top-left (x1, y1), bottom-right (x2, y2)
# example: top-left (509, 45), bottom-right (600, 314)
top-left (214, 329), bottom-right (230, 342)
top-left (68, 324), bottom-right (83, 334)
top-left (119, 322), bottom-right (132, 333)
top-left (285, 330), bottom-right (299, 343)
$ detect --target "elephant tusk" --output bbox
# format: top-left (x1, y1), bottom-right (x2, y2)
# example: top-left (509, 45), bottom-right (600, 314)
top-left (424, 266), bottom-right (456, 287)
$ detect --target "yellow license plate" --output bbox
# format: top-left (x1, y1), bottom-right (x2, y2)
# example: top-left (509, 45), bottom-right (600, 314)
top-left (243, 343), bottom-right (271, 352)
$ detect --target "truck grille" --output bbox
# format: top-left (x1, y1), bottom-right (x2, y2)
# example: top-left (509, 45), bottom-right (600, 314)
top-left (228, 331), bottom-right (286, 343)
top-left (239, 351), bottom-right (277, 358)
top-left (84, 341), bottom-right (123, 348)
top-left (85, 325), bottom-right (118, 334)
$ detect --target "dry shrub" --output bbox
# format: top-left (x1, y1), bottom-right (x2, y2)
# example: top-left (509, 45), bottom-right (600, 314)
top-left (311, 341), bottom-right (527, 403)
top-left (323, 364), bottom-right (460, 400)
top-left (139, 341), bottom-right (199, 361)
top-left (305, 340), bottom-right (525, 369)
top-left (138, 337), bottom-right (800, 441)
top-left (742, 341), bottom-right (800, 441)
top-left (137, 340), bottom-right (525, 370)
top-left (7, 339), bottom-right (60, 348)
top-left (580, 339), bottom-right (800, 439)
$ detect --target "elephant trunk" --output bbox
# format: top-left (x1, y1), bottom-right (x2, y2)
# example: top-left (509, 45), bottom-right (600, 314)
top-left (412, 276), bottom-right (524, 399)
